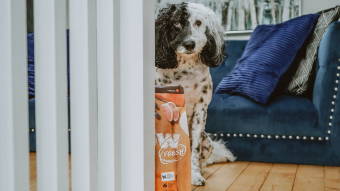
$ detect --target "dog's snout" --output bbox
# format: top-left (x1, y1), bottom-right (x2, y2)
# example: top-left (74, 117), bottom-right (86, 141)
top-left (183, 40), bottom-right (195, 51)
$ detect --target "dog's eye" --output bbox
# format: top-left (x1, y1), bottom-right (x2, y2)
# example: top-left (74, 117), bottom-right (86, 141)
top-left (174, 22), bottom-right (182, 29)
top-left (195, 20), bottom-right (202, 27)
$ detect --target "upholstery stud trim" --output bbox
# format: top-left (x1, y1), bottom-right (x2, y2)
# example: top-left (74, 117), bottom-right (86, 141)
top-left (209, 133), bottom-right (330, 141)
top-left (326, 63), bottom-right (339, 142)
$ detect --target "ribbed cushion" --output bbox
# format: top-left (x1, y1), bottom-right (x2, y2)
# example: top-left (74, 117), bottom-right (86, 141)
top-left (287, 6), bottom-right (340, 95)
top-left (215, 14), bottom-right (319, 104)
top-left (28, 33), bottom-right (35, 98)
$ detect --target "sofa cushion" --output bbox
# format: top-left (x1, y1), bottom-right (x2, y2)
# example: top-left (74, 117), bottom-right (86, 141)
top-left (287, 6), bottom-right (340, 95)
top-left (215, 14), bottom-right (320, 104)
top-left (206, 94), bottom-right (325, 137)
top-left (28, 33), bottom-right (35, 98)
top-left (210, 41), bottom-right (247, 91)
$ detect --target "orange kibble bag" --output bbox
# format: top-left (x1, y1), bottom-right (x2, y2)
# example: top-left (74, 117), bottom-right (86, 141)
top-left (155, 86), bottom-right (191, 191)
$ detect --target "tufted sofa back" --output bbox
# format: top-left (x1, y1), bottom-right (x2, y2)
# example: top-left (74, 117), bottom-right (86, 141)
top-left (313, 21), bottom-right (340, 130)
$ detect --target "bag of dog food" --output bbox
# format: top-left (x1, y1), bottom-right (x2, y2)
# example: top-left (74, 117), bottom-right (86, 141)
top-left (155, 86), bottom-right (191, 191)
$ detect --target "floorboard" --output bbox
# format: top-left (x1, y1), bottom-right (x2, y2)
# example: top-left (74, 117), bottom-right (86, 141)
top-left (28, 153), bottom-right (340, 191)
top-left (227, 162), bottom-right (273, 191)
top-left (195, 162), bottom-right (249, 191)
top-left (292, 165), bottom-right (325, 191)
top-left (260, 163), bottom-right (298, 191)
top-left (30, 153), bottom-right (37, 191)
top-left (325, 166), bottom-right (340, 191)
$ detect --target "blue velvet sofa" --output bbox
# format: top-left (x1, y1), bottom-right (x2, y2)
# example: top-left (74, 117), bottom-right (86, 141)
top-left (206, 21), bottom-right (340, 166)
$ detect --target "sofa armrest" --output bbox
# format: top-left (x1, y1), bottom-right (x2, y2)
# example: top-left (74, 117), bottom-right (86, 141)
top-left (313, 21), bottom-right (340, 131)
top-left (29, 98), bottom-right (35, 129)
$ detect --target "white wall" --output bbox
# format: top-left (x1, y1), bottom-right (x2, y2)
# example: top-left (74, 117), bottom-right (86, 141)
top-left (302, 0), bottom-right (340, 13)
top-left (228, 0), bottom-right (340, 40)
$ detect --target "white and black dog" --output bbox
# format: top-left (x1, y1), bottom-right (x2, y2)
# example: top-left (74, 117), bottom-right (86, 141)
top-left (155, 2), bottom-right (236, 186)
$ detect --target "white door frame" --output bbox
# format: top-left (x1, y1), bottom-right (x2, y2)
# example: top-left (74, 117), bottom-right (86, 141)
top-left (0, 0), bottom-right (29, 190)
top-left (114, 0), bottom-right (155, 190)
top-left (1, 0), bottom-right (155, 190)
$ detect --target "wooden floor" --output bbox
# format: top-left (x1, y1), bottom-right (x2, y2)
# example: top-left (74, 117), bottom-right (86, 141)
top-left (193, 162), bottom-right (340, 191)
top-left (30, 153), bottom-right (37, 191)
top-left (30, 153), bottom-right (71, 191)
top-left (29, 153), bottom-right (340, 191)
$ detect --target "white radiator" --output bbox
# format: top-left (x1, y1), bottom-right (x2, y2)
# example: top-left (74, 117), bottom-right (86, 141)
top-left (0, 0), bottom-right (154, 190)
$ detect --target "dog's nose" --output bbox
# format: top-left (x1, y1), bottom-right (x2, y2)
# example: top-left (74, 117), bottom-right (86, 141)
top-left (183, 40), bottom-right (195, 51)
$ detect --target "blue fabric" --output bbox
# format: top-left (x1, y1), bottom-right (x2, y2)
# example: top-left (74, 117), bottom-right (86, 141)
top-left (207, 94), bottom-right (323, 137)
top-left (215, 14), bottom-right (320, 104)
top-left (313, 22), bottom-right (340, 132)
top-left (29, 99), bottom-right (36, 152)
top-left (205, 21), bottom-right (340, 166)
top-left (28, 31), bottom-right (71, 152)
top-left (29, 98), bottom-right (71, 152)
top-left (210, 41), bottom-right (248, 91)
top-left (28, 33), bottom-right (35, 98)
top-left (27, 31), bottom-right (70, 98)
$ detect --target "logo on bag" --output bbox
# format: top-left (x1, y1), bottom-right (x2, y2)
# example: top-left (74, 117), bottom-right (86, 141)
top-left (156, 133), bottom-right (187, 164)
top-left (161, 172), bottom-right (175, 181)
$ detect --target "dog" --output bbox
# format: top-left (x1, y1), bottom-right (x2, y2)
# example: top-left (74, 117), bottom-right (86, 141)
top-left (155, 2), bottom-right (236, 186)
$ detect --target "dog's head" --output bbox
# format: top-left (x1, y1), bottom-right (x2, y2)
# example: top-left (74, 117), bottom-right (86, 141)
top-left (155, 3), bottom-right (226, 69)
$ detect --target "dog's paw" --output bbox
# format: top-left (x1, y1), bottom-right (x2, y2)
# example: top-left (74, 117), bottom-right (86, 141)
top-left (206, 140), bottom-right (237, 165)
top-left (226, 151), bottom-right (237, 162)
top-left (192, 172), bottom-right (206, 186)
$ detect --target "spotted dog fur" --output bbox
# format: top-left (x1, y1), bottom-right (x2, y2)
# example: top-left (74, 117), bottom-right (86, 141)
top-left (155, 3), bottom-right (236, 186)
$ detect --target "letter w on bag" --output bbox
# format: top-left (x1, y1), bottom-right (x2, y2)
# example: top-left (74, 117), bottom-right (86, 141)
top-left (157, 133), bottom-right (180, 149)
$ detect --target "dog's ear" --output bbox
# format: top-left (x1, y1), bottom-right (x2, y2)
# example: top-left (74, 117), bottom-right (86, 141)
top-left (200, 28), bottom-right (226, 68)
top-left (155, 4), bottom-right (178, 69)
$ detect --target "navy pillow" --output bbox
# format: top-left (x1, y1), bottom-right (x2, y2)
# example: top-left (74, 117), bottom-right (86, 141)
top-left (215, 14), bottom-right (319, 104)
top-left (27, 33), bottom-right (35, 98)
top-left (27, 31), bottom-right (70, 98)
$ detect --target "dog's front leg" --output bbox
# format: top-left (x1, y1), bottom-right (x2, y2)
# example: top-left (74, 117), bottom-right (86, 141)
top-left (190, 103), bottom-right (212, 186)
